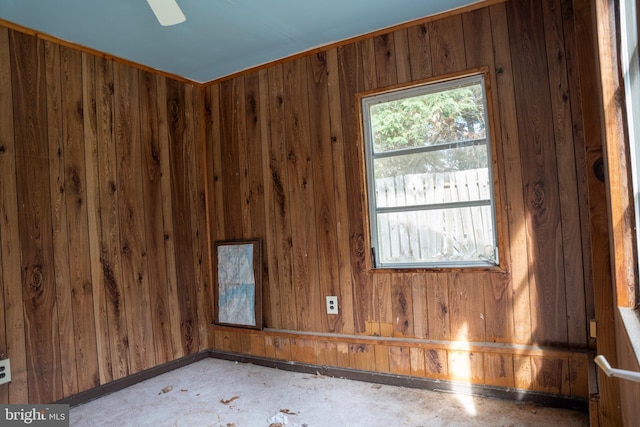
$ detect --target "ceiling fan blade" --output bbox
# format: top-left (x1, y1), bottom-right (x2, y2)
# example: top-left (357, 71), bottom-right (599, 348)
top-left (147, 0), bottom-right (186, 26)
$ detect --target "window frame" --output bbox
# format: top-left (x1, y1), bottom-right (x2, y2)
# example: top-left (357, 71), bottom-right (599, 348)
top-left (621, 0), bottom-right (640, 310)
top-left (359, 71), bottom-right (500, 270)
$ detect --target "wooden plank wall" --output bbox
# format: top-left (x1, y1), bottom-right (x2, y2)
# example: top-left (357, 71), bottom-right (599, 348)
top-left (205, 0), bottom-right (594, 398)
top-left (0, 0), bottom-right (602, 405)
top-left (0, 28), bottom-right (210, 403)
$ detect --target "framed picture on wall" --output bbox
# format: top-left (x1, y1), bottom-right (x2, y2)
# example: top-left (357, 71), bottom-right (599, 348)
top-left (213, 239), bottom-right (262, 330)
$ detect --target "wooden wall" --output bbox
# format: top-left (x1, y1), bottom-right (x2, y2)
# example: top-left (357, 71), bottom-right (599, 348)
top-left (0, 0), bottom-right (601, 405)
top-left (0, 28), bottom-right (210, 403)
top-left (205, 0), bottom-right (595, 399)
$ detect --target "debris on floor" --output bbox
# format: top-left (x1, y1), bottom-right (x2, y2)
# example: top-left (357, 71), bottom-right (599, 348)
top-left (220, 395), bottom-right (240, 405)
top-left (267, 411), bottom-right (288, 425)
top-left (267, 409), bottom-right (307, 427)
top-left (70, 358), bottom-right (589, 427)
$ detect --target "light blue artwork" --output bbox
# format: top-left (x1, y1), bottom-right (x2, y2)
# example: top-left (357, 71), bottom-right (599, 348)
top-left (217, 243), bottom-right (256, 326)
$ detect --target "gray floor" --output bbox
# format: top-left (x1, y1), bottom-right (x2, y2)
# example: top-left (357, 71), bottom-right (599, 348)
top-left (70, 358), bottom-right (588, 426)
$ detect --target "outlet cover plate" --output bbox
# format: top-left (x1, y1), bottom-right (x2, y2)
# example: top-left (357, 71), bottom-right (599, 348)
top-left (326, 296), bottom-right (338, 314)
top-left (0, 358), bottom-right (11, 385)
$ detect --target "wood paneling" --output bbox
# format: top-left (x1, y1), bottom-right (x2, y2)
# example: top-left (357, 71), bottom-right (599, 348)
top-left (307, 51), bottom-right (342, 334)
top-left (82, 53), bottom-right (113, 386)
top-left (205, 0), bottom-right (595, 400)
top-left (488, 3), bottom-right (532, 345)
top-left (338, 41), bottom-right (370, 335)
top-left (139, 70), bottom-right (174, 365)
top-left (0, 27), bottom-right (206, 403)
top-left (11, 30), bottom-right (63, 403)
top-left (506, 0), bottom-right (568, 347)
top-left (165, 78), bottom-right (200, 355)
top-left (45, 41), bottom-right (78, 397)
top-left (0, 0), bottom-right (608, 406)
top-left (283, 57), bottom-right (321, 332)
top-left (211, 326), bottom-right (590, 398)
top-left (59, 45), bottom-right (100, 394)
top-left (0, 26), bottom-right (29, 405)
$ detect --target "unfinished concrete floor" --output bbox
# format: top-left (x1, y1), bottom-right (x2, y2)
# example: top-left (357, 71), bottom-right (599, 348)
top-left (70, 358), bottom-right (588, 426)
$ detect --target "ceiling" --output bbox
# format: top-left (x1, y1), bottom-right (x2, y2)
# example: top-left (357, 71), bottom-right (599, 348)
top-left (0, 0), bottom-right (481, 84)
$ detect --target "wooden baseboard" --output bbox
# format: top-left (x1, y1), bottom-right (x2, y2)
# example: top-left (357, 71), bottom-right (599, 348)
top-left (57, 348), bottom-right (588, 412)
top-left (210, 326), bottom-right (593, 400)
top-left (208, 350), bottom-right (589, 411)
top-left (56, 351), bottom-right (210, 407)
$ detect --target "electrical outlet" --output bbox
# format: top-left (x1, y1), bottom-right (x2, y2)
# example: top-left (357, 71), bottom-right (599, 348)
top-left (326, 296), bottom-right (338, 314)
top-left (0, 359), bottom-right (11, 385)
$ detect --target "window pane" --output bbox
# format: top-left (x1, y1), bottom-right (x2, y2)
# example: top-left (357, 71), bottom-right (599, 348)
top-left (376, 206), bottom-right (497, 265)
top-left (373, 143), bottom-right (488, 178)
top-left (369, 82), bottom-right (486, 154)
top-left (374, 167), bottom-right (492, 209)
top-left (362, 73), bottom-right (498, 268)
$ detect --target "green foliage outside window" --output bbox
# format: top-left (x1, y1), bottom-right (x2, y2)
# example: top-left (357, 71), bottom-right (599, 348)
top-left (369, 84), bottom-right (488, 177)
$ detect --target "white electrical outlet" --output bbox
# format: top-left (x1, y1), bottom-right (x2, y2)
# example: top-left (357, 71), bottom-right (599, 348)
top-left (0, 359), bottom-right (11, 385)
top-left (326, 296), bottom-right (338, 314)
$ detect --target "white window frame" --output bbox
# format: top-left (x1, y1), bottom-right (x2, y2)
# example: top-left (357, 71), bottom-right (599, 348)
top-left (361, 73), bottom-right (499, 269)
top-left (622, 0), bottom-right (640, 287)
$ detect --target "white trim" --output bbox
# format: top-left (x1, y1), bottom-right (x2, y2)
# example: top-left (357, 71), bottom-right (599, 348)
top-left (621, 0), bottom-right (640, 265)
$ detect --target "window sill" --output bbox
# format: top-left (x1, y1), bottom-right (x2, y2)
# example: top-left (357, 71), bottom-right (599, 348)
top-left (367, 264), bottom-right (507, 274)
top-left (617, 307), bottom-right (640, 365)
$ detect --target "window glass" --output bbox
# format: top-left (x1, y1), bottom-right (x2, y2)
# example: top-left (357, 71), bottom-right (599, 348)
top-left (362, 74), bottom-right (498, 268)
top-left (620, 0), bottom-right (640, 306)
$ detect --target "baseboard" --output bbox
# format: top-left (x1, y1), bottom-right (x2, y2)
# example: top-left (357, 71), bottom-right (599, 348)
top-left (57, 350), bottom-right (210, 407)
top-left (208, 350), bottom-right (589, 412)
top-left (58, 348), bottom-right (588, 412)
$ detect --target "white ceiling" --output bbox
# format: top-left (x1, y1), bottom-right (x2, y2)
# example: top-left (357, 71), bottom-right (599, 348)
top-left (0, 0), bottom-right (481, 84)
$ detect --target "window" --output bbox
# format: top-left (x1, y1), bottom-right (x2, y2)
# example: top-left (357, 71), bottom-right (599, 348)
top-left (621, 0), bottom-right (640, 307)
top-left (361, 73), bottom-right (498, 269)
